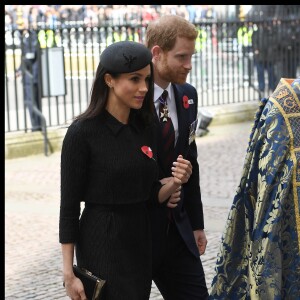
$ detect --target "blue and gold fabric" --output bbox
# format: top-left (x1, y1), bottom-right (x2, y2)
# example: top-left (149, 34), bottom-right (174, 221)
top-left (209, 78), bottom-right (300, 299)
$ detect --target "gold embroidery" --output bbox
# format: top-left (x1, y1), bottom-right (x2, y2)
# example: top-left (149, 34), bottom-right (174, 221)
top-left (284, 97), bottom-right (296, 109)
top-left (270, 78), bottom-right (300, 250)
top-left (277, 89), bottom-right (289, 99)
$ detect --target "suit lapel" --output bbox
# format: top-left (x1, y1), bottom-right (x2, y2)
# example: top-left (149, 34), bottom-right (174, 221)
top-left (173, 84), bottom-right (189, 157)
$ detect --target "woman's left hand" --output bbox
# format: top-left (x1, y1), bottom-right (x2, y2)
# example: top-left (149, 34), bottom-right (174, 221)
top-left (171, 155), bottom-right (192, 184)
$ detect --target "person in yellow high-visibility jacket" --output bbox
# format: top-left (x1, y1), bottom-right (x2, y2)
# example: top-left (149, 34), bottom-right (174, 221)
top-left (127, 27), bottom-right (140, 43)
top-left (237, 25), bottom-right (253, 50)
top-left (237, 24), bottom-right (254, 85)
top-left (106, 29), bottom-right (121, 46)
top-left (106, 27), bottom-right (140, 46)
top-left (195, 27), bottom-right (207, 52)
top-left (38, 29), bottom-right (60, 48)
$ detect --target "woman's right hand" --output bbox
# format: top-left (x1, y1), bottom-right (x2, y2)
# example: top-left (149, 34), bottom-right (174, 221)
top-left (64, 276), bottom-right (87, 300)
top-left (158, 155), bottom-right (190, 204)
top-left (166, 185), bottom-right (181, 208)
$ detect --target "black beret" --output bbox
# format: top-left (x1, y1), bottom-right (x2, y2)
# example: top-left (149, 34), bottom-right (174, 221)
top-left (100, 41), bottom-right (152, 73)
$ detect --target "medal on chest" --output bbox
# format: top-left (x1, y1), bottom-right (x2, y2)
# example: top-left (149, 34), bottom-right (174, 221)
top-left (160, 106), bottom-right (170, 122)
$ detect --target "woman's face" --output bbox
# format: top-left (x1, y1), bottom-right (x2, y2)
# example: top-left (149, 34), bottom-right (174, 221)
top-left (108, 65), bottom-right (151, 110)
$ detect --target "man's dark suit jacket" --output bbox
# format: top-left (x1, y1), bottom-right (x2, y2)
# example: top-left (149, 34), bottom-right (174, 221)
top-left (151, 82), bottom-right (204, 258)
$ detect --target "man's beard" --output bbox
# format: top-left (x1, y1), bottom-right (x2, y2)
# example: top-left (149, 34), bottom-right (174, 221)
top-left (160, 58), bottom-right (188, 85)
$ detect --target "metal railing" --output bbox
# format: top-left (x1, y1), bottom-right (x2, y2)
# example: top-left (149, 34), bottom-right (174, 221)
top-left (5, 19), bottom-right (300, 133)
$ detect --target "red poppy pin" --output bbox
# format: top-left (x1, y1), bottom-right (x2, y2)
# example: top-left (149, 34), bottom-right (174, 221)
top-left (183, 95), bottom-right (189, 109)
top-left (141, 146), bottom-right (155, 160)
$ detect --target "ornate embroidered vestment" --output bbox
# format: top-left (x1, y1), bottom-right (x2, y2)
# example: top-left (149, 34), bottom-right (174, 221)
top-left (209, 78), bottom-right (300, 299)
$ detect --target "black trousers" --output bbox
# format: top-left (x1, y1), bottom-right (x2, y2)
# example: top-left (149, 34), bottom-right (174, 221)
top-left (24, 83), bottom-right (42, 131)
top-left (152, 220), bottom-right (208, 300)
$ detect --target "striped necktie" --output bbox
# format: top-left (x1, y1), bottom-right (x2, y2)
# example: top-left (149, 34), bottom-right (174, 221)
top-left (159, 90), bottom-right (175, 171)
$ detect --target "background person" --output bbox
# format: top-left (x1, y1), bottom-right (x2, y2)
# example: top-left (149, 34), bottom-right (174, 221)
top-left (278, 19), bottom-right (300, 79)
top-left (252, 22), bottom-right (277, 98)
top-left (145, 15), bottom-right (209, 300)
top-left (59, 41), bottom-right (191, 300)
top-left (16, 29), bottom-right (42, 131)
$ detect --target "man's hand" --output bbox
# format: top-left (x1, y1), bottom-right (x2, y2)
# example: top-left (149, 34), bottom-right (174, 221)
top-left (193, 229), bottom-right (207, 256)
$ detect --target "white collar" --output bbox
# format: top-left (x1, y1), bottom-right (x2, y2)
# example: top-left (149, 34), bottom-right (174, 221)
top-left (154, 83), bottom-right (172, 103)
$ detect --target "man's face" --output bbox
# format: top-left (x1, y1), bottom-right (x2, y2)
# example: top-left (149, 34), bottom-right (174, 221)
top-left (156, 37), bottom-right (195, 85)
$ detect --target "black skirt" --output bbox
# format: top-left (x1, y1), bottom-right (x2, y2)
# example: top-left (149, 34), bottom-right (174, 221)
top-left (76, 202), bottom-right (152, 300)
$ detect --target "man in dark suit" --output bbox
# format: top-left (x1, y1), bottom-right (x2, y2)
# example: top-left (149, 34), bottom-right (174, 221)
top-left (16, 29), bottom-right (42, 131)
top-left (252, 22), bottom-right (277, 98)
top-left (145, 15), bottom-right (208, 300)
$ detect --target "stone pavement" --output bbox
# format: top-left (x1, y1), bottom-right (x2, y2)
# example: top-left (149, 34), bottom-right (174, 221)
top-left (5, 120), bottom-right (253, 299)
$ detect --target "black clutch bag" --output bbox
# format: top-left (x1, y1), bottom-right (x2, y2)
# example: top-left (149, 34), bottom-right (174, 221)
top-left (73, 265), bottom-right (106, 300)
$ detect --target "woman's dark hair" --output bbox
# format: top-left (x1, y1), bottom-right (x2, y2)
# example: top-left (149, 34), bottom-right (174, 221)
top-left (75, 62), bottom-right (154, 126)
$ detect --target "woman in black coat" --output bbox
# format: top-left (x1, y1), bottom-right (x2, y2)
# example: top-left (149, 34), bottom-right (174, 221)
top-left (59, 41), bottom-right (192, 300)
